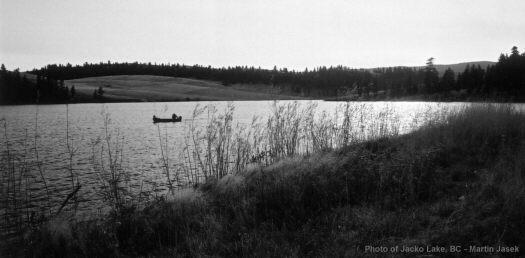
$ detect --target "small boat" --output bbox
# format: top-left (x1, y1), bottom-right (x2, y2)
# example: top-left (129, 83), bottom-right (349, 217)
top-left (153, 115), bottom-right (182, 123)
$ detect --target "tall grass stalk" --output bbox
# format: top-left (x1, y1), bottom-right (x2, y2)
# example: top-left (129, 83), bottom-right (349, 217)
top-left (33, 107), bottom-right (51, 215)
top-left (178, 101), bottom-right (430, 182)
top-left (267, 101), bottom-right (302, 160)
top-left (91, 112), bottom-right (129, 212)
top-left (156, 123), bottom-right (176, 193)
top-left (65, 105), bottom-right (79, 211)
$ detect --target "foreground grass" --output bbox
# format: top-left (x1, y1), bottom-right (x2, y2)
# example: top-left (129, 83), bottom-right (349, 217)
top-left (21, 105), bottom-right (525, 257)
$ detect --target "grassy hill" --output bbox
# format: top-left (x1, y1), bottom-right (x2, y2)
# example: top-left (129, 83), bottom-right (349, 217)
top-left (14, 60), bottom-right (496, 104)
top-left (66, 75), bottom-right (302, 102)
top-left (29, 61), bottom-right (495, 103)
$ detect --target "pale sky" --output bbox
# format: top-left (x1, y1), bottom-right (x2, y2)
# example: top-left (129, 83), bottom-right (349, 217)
top-left (1, 0), bottom-right (525, 71)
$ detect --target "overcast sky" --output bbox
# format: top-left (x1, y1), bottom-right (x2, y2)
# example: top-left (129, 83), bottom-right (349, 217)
top-left (1, 0), bottom-right (525, 71)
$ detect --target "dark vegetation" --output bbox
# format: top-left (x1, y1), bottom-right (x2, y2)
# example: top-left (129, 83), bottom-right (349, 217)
top-left (14, 105), bottom-right (525, 257)
top-left (28, 46), bottom-right (525, 101)
top-left (0, 65), bottom-right (71, 104)
top-left (1, 46), bottom-right (524, 104)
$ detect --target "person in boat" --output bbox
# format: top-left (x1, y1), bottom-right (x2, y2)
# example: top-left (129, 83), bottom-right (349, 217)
top-left (153, 115), bottom-right (157, 120)
top-left (172, 113), bottom-right (177, 120)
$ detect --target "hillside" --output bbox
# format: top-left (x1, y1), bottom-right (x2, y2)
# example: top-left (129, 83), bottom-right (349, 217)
top-left (433, 61), bottom-right (495, 75)
top-left (5, 58), bottom-right (511, 104)
top-left (61, 61), bottom-right (497, 103)
top-left (66, 75), bottom-right (302, 102)
top-left (370, 61), bottom-right (496, 75)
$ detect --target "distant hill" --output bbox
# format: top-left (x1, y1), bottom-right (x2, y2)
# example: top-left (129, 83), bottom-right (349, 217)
top-left (370, 61), bottom-right (496, 75)
top-left (20, 72), bottom-right (38, 81)
top-left (433, 61), bottom-right (496, 75)
top-left (65, 75), bottom-right (302, 102)
top-left (17, 60), bottom-right (499, 104)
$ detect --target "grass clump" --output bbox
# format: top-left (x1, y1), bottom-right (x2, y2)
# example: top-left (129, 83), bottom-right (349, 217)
top-left (20, 104), bottom-right (525, 257)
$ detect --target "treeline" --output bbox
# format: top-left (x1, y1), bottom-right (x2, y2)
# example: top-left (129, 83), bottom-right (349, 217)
top-left (31, 46), bottom-right (525, 100)
top-left (3, 46), bottom-right (524, 103)
top-left (32, 61), bottom-right (376, 97)
top-left (372, 47), bottom-right (525, 100)
top-left (0, 64), bottom-right (72, 104)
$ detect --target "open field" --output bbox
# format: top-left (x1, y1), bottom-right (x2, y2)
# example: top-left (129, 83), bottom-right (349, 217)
top-left (66, 75), bottom-right (303, 102)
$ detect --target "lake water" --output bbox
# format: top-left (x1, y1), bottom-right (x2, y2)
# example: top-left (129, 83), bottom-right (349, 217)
top-left (0, 100), bottom-right (511, 223)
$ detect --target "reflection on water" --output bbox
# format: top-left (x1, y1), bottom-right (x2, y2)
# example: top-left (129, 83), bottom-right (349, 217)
top-left (0, 101), bottom-right (516, 222)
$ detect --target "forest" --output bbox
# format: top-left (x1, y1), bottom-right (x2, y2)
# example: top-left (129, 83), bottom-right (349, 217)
top-left (0, 65), bottom-right (70, 104)
top-left (1, 46), bottom-right (525, 104)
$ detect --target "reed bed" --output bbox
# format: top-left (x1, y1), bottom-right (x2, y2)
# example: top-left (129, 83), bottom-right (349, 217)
top-left (178, 101), bottom-right (450, 184)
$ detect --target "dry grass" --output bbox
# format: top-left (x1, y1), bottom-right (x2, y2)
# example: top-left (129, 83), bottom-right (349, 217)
top-left (67, 75), bottom-right (303, 102)
top-left (179, 101), bottom-right (409, 184)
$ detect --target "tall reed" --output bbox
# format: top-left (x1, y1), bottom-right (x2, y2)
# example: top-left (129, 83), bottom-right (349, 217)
top-left (157, 123), bottom-right (176, 193)
top-left (90, 111), bottom-right (130, 212)
top-left (33, 108), bottom-right (51, 214)
top-left (175, 101), bottom-right (423, 183)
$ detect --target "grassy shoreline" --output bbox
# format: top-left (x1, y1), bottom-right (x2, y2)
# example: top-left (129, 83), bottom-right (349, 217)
top-left (9, 104), bottom-right (524, 257)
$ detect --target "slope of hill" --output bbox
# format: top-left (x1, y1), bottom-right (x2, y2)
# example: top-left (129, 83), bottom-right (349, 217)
top-left (17, 61), bottom-right (497, 104)
top-left (66, 75), bottom-right (302, 102)
top-left (61, 62), bottom-right (497, 103)
top-left (433, 61), bottom-right (495, 74)
top-left (369, 61), bottom-right (496, 75)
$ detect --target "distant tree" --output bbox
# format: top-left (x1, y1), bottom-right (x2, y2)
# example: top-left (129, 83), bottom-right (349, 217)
top-left (370, 81), bottom-right (378, 97)
top-left (439, 68), bottom-right (455, 92)
top-left (0, 64), bottom-right (7, 103)
top-left (91, 86), bottom-right (105, 100)
top-left (407, 72), bottom-right (418, 95)
top-left (455, 73), bottom-right (463, 91)
top-left (424, 57), bottom-right (439, 94)
top-left (97, 86), bottom-right (104, 97)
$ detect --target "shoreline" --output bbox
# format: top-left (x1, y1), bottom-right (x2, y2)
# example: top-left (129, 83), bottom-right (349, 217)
top-left (2, 96), bottom-right (525, 106)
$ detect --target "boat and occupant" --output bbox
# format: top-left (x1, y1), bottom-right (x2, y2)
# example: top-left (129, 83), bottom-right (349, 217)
top-left (153, 113), bottom-right (182, 123)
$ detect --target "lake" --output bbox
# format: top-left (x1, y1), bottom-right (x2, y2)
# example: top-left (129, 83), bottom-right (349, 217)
top-left (0, 100), bottom-right (510, 221)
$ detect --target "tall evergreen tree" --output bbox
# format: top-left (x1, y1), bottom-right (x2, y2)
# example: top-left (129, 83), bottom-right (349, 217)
top-left (424, 57), bottom-right (439, 94)
top-left (439, 68), bottom-right (455, 92)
